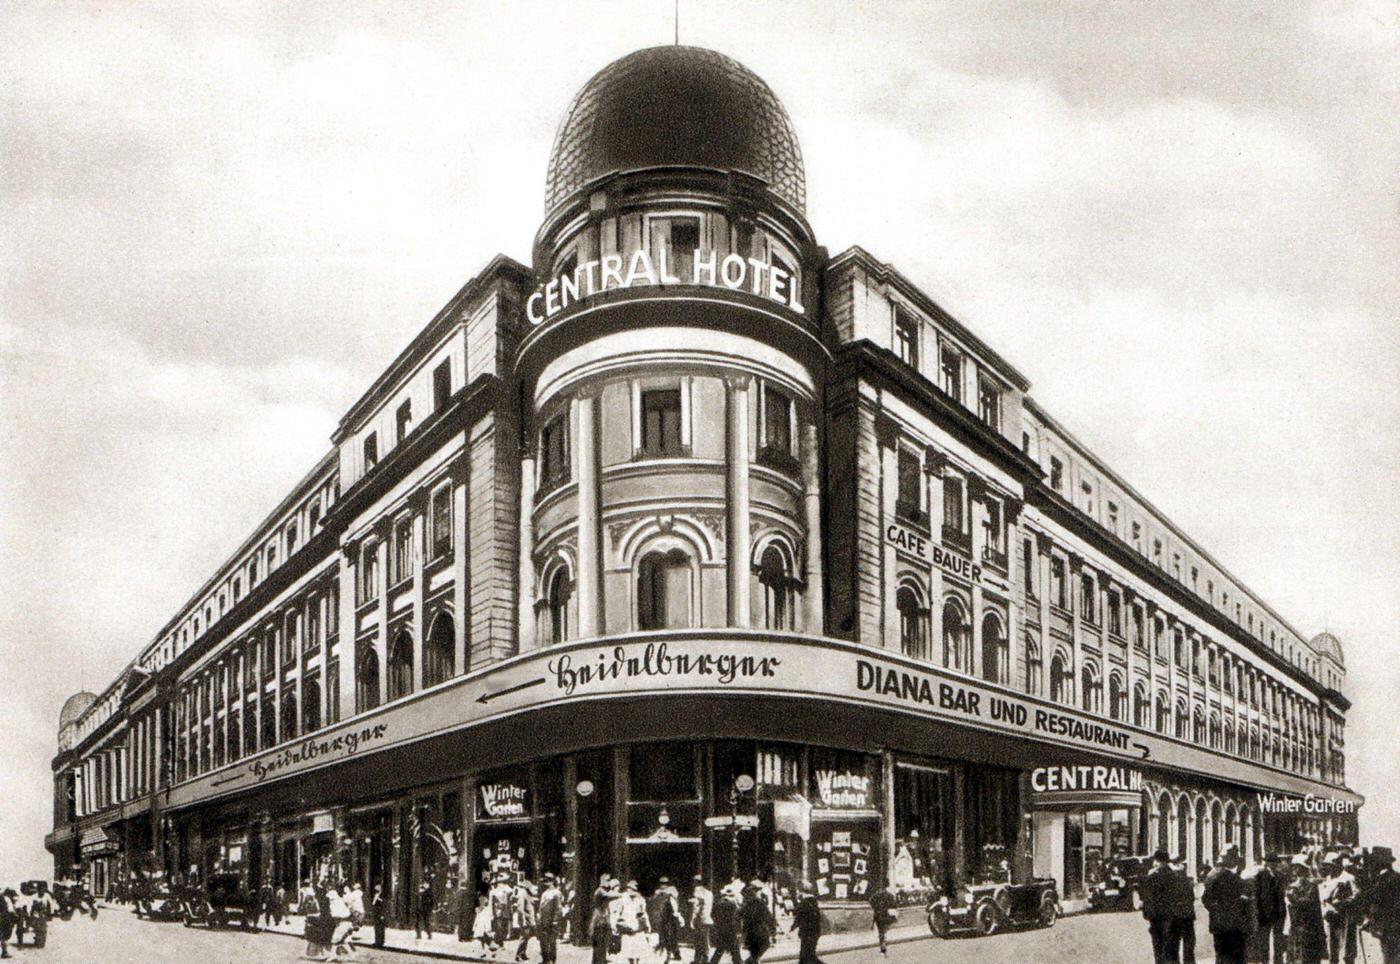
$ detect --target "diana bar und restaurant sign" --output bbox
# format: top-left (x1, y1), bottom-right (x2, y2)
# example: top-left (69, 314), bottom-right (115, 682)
top-left (526, 246), bottom-right (805, 324)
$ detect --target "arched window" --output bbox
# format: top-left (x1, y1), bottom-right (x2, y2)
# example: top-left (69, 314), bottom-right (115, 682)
top-left (1175, 701), bottom-right (1189, 739)
top-left (1050, 653), bottom-right (1072, 703)
top-left (1209, 713), bottom-right (1221, 749)
top-left (757, 545), bottom-right (796, 631)
top-left (1024, 635), bottom-right (1042, 696)
top-left (302, 677), bottom-right (321, 735)
top-left (1193, 709), bottom-right (1206, 744)
top-left (981, 612), bottom-right (1008, 684)
top-left (546, 568), bottom-right (574, 644)
top-left (1081, 664), bottom-right (1102, 713)
top-left (388, 631), bottom-right (414, 701)
top-left (1108, 673), bottom-right (1126, 721)
top-left (1133, 683), bottom-right (1149, 727)
top-left (424, 614), bottom-right (454, 687)
top-left (1224, 720), bottom-right (1235, 755)
top-left (942, 599), bottom-right (970, 672)
top-left (1156, 694), bottom-right (1170, 734)
top-left (637, 548), bottom-right (691, 630)
top-left (356, 647), bottom-right (381, 714)
top-left (1173, 629), bottom-right (1185, 667)
top-left (894, 583), bottom-right (928, 659)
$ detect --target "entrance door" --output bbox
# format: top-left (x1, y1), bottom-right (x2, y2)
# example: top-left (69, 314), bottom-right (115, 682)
top-left (1032, 812), bottom-right (1064, 896)
top-left (1064, 812), bottom-right (1085, 899)
top-left (627, 843), bottom-right (700, 894)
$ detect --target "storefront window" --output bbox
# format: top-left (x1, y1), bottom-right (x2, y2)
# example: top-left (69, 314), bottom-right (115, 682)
top-left (963, 765), bottom-right (1020, 884)
top-left (1084, 809), bottom-right (1105, 888)
top-left (893, 762), bottom-right (954, 904)
top-left (808, 748), bottom-right (881, 902)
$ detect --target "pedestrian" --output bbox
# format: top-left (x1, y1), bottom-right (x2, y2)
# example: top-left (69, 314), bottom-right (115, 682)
top-left (472, 893), bottom-right (498, 955)
top-left (275, 883), bottom-right (289, 926)
top-left (490, 875), bottom-right (515, 950)
top-left (1203, 850), bottom-right (1250, 964)
top-left (345, 881), bottom-right (366, 949)
top-left (0, 888), bottom-right (14, 960)
top-left (1170, 856), bottom-right (1199, 964)
top-left (1139, 850), bottom-right (1177, 963)
top-left (611, 880), bottom-right (651, 964)
top-left (537, 873), bottom-right (564, 964)
top-left (10, 889), bottom-right (29, 948)
top-left (791, 884), bottom-right (824, 964)
top-left (416, 879), bottom-right (436, 940)
top-left (689, 875), bottom-right (713, 964)
top-left (1287, 855), bottom-right (1329, 964)
top-left (326, 884), bottom-right (354, 961)
top-left (741, 882), bottom-right (775, 964)
top-left (1361, 846), bottom-right (1400, 964)
top-left (371, 884), bottom-right (387, 949)
top-left (1319, 854), bottom-right (1359, 964)
top-left (29, 887), bottom-right (54, 949)
top-left (649, 877), bottom-right (683, 963)
top-left (590, 874), bottom-right (619, 964)
top-left (708, 883), bottom-right (743, 964)
top-left (867, 881), bottom-right (896, 956)
top-left (301, 884), bottom-right (327, 962)
top-left (513, 876), bottom-right (539, 961)
top-left (261, 881), bottom-right (275, 927)
top-left (1249, 854), bottom-right (1288, 964)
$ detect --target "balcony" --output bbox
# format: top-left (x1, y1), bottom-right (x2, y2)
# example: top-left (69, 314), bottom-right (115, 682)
top-left (942, 525), bottom-right (970, 554)
top-left (980, 544), bottom-right (1008, 572)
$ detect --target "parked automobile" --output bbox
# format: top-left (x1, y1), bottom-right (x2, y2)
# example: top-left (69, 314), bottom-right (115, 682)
top-left (183, 872), bottom-right (260, 930)
top-left (1088, 855), bottom-right (1152, 912)
top-left (132, 876), bottom-right (187, 921)
top-left (926, 877), bottom-right (1060, 937)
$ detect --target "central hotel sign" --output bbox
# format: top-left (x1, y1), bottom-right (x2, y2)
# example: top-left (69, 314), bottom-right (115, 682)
top-left (526, 246), bottom-right (805, 325)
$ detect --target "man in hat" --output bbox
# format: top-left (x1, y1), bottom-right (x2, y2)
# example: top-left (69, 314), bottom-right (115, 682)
top-left (1319, 853), bottom-right (1359, 964)
top-left (1362, 846), bottom-right (1400, 963)
top-left (611, 880), bottom-right (650, 964)
top-left (1203, 849), bottom-right (1250, 964)
top-left (649, 876), bottom-right (683, 963)
top-left (536, 874), bottom-right (564, 964)
top-left (513, 875), bottom-right (539, 962)
top-left (708, 882), bottom-right (743, 964)
top-left (1139, 850), bottom-right (1178, 963)
top-left (1169, 855), bottom-right (1199, 964)
top-left (589, 874), bottom-right (619, 964)
top-left (1289, 855), bottom-right (1329, 964)
top-left (790, 883), bottom-right (823, 964)
top-left (689, 875), bottom-right (713, 964)
top-left (1254, 854), bottom-right (1289, 964)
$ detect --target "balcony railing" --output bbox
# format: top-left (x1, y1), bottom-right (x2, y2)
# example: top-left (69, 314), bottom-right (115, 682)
top-left (981, 545), bottom-right (1008, 572)
top-left (942, 526), bottom-right (970, 553)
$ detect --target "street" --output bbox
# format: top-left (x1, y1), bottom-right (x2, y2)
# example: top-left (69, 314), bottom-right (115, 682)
top-left (9, 906), bottom-right (1388, 964)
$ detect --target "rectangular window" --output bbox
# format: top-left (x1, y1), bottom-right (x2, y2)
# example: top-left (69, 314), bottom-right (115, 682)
top-left (942, 475), bottom-right (964, 534)
top-left (540, 414), bottom-right (570, 489)
top-left (1049, 456), bottom-right (1064, 492)
top-left (393, 518), bottom-right (413, 584)
top-left (1080, 573), bottom-right (1097, 622)
top-left (977, 375), bottom-right (1001, 430)
top-left (363, 432), bottom-right (379, 469)
top-left (896, 448), bottom-right (922, 522)
top-left (640, 389), bottom-right (683, 456)
top-left (432, 358), bottom-right (452, 412)
top-left (761, 385), bottom-right (793, 458)
top-left (1023, 538), bottom-right (1036, 596)
top-left (430, 485), bottom-right (453, 560)
top-left (894, 311), bottom-right (918, 367)
top-left (651, 215), bottom-right (702, 282)
top-left (396, 399), bottom-right (412, 444)
top-left (1108, 591), bottom-right (1122, 636)
top-left (1107, 501), bottom-right (1119, 533)
top-left (939, 342), bottom-right (963, 401)
top-left (326, 660), bottom-right (340, 726)
top-left (982, 498), bottom-right (1004, 552)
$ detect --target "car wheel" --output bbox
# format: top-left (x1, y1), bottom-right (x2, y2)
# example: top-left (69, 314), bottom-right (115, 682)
top-left (974, 902), bottom-right (1000, 936)
top-left (1038, 895), bottom-right (1058, 928)
top-left (927, 905), bottom-right (950, 938)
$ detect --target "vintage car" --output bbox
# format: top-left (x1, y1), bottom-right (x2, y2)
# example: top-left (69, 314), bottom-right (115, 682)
top-left (1088, 855), bottom-right (1152, 911)
top-left (926, 877), bottom-right (1060, 937)
top-left (50, 880), bottom-right (93, 921)
top-left (183, 872), bottom-right (261, 930)
top-left (132, 876), bottom-right (187, 921)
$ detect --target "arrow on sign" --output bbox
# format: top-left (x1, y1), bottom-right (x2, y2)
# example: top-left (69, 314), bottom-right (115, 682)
top-left (477, 677), bottom-right (547, 704)
top-left (1132, 742), bottom-right (1151, 760)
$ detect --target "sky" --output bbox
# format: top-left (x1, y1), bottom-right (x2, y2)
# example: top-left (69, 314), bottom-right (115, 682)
top-left (1, 0), bottom-right (1397, 879)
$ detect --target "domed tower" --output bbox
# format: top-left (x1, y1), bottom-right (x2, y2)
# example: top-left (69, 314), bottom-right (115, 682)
top-left (516, 45), bottom-right (826, 646)
top-left (58, 690), bottom-right (97, 753)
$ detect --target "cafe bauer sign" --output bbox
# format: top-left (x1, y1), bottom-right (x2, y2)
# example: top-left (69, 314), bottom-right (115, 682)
top-left (48, 43), bottom-right (1359, 933)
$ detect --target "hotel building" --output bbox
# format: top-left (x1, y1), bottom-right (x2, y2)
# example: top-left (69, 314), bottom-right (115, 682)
top-left (47, 45), bottom-right (1359, 928)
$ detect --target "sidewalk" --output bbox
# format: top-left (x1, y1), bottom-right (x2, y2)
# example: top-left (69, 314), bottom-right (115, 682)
top-left (252, 913), bottom-right (933, 963)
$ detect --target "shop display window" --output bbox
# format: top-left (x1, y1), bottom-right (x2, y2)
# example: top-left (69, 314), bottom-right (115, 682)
top-left (1084, 809), bottom-right (1105, 888)
top-left (893, 762), bottom-right (954, 905)
top-left (963, 765), bottom-right (1021, 884)
top-left (807, 747), bottom-right (881, 903)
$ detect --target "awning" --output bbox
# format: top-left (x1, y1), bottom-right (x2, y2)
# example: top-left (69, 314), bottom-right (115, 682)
top-left (80, 826), bottom-right (119, 855)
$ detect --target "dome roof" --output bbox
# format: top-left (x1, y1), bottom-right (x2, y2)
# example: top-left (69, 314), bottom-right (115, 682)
top-left (1310, 632), bottom-right (1344, 667)
top-left (544, 46), bottom-right (806, 214)
top-left (59, 691), bottom-right (97, 729)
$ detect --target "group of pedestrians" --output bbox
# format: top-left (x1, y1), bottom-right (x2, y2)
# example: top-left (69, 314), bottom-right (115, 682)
top-left (467, 872), bottom-right (567, 962)
top-left (1141, 844), bottom-right (1400, 964)
top-left (0, 880), bottom-right (87, 957)
top-left (294, 877), bottom-right (382, 962)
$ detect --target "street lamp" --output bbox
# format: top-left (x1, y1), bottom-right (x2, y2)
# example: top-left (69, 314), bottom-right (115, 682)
top-left (729, 775), bottom-right (756, 880)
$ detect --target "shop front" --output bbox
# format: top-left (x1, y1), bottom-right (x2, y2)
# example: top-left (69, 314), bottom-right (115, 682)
top-left (80, 825), bottom-right (121, 897)
top-left (1029, 764), bottom-right (1143, 903)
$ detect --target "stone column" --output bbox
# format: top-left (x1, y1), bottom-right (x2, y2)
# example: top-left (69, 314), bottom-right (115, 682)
top-left (411, 496), bottom-right (427, 691)
top-left (925, 450), bottom-right (946, 654)
top-left (881, 750), bottom-right (897, 887)
top-left (800, 420), bottom-right (823, 634)
top-left (875, 414), bottom-right (900, 649)
top-left (375, 531), bottom-right (390, 706)
top-left (575, 393), bottom-right (602, 637)
top-left (725, 375), bottom-right (752, 627)
top-left (1037, 533), bottom-right (1052, 697)
top-left (518, 453), bottom-right (538, 649)
top-left (337, 544), bottom-right (357, 720)
top-left (452, 468), bottom-right (469, 672)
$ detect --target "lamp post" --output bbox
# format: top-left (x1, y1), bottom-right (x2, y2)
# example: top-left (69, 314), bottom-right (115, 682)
top-left (730, 775), bottom-right (755, 880)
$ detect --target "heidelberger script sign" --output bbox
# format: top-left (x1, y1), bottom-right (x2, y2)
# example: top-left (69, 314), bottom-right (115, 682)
top-left (167, 635), bottom-right (1356, 810)
top-left (526, 246), bottom-right (805, 325)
